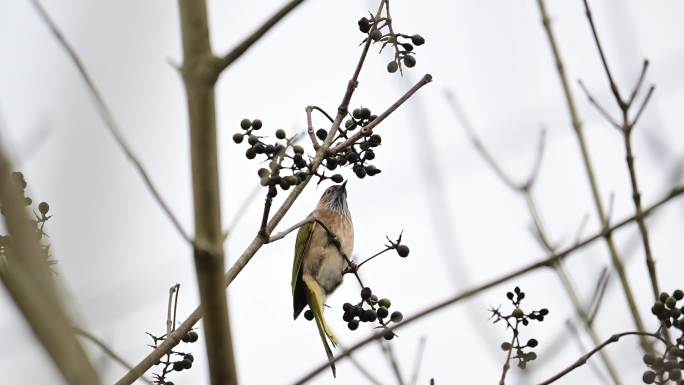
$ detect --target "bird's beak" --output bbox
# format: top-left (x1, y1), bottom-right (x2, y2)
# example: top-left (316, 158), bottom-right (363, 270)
top-left (340, 180), bottom-right (347, 194)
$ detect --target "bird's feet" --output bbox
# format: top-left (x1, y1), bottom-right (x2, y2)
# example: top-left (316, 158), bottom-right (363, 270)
top-left (343, 262), bottom-right (359, 275)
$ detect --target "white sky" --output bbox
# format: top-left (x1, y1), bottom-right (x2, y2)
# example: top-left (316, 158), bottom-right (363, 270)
top-left (1, 0), bottom-right (684, 384)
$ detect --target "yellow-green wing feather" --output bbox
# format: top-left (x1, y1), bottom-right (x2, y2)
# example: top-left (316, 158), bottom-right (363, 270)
top-left (306, 283), bottom-right (337, 377)
top-left (291, 220), bottom-right (315, 295)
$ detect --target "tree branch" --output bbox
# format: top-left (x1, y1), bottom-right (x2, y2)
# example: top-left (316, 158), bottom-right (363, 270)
top-left (213, 0), bottom-right (308, 76)
top-left (0, 144), bottom-right (102, 384)
top-left (292, 185), bottom-right (684, 384)
top-left (535, 0), bottom-right (649, 350)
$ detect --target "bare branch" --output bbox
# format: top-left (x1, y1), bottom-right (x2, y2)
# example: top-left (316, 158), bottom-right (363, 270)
top-left (293, 185), bottom-right (684, 384)
top-left (329, 74), bottom-right (433, 154)
top-left (577, 80), bottom-right (621, 130)
top-left (536, 331), bottom-right (665, 385)
top-left (214, 0), bottom-right (308, 75)
top-left (408, 337), bottom-right (427, 385)
top-left (73, 326), bottom-right (154, 385)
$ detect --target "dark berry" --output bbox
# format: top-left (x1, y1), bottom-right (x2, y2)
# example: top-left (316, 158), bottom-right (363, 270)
top-left (387, 61), bottom-right (399, 73)
top-left (377, 306), bottom-right (389, 319)
top-left (364, 149), bottom-right (375, 160)
top-left (383, 331), bottom-right (395, 340)
top-left (188, 331), bottom-right (198, 343)
top-left (316, 129), bottom-right (327, 141)
top-left (396, 245), bottom-right (409, 257)
top-left (410, 34), bottom-right (425, 46)
top-left (660, 292), bottom-right (670, 302)
top-left (326, 158), bottom-right (338, 170)
top-left (182, 359), bottom-right (192, 369)
top-left (343, 311), bottom-right (353, 322)
top-left (268, 186), bottom-right (278, 198)
top-left (350, 305), bottom-right (362, 318)
top-left (331, 174), bottom-right (344, 183)
top-left (403, 55), bottom-right (416, 68)
top-left (233, 133), bottom-right (244, 143)
top-left (345, 119), bottom-right (357, 130)
top-left (240, 118), bottom-right (252, 130)
top-left (254, 143), bottom-right (266, 154)
top-left (276, 129), bottom-right (286, 139)
top-left (539, 308), bottom-right (549, 316)
top-left (173, 361), bottom-right (185, 371)
top-left (501, 342), bottom-right (512, 351)
top-left (360, 108), bottom-right (371, 120)
top-left (348, 320), bottom-right (359, 330)
top-left (354, 165), bottom-right (366, 178)
top-left (248, 135), bottom-right (259, 146)
top-left (346, 152), bottom-right (359, 163)
top-left (369, 29), bottom-right (382, 41)
top-left (304, 309), bottom-right (314, 321)
top-left (38, 202), bottom-right (50, 215)
top-left (352, 108), bottom-right (363, 119)
top-left (358, 17), bottom-right (371, 33)
top-left (390, 311), bottom-right (403, 323)
top-left (343, 303), bottom-right (353, 312)
top-left (401, 43), bottom-right (414, 52)
top-left (365, 309), bottom-right (377, 322)
top-left (184, 353), bottom-right (194, 362)
top-left (361, 287), bottom-right (372, 300)
top-left (368, 134), bottom-right (382, 147)
top-left (674, 290), bottom-right (684, 300)
top-left (251, 119), bottom-right (262, 130)
top-left (527, 339), bottom-right (538, 347)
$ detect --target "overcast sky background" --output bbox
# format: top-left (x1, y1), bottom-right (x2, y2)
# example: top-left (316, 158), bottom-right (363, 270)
top-left (1, 0), bottom-right (684, 384)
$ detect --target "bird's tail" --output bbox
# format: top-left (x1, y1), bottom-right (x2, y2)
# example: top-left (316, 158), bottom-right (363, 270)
top-left (306, 283), bottom-right (337, 377)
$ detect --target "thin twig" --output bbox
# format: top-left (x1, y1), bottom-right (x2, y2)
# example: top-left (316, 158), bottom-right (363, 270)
top-left (536, 0), bottom-right (649, 350)
top-left (446, 87), bottom-right (622, 384)
top-left (292, 185), bottom-right (684, 384)
top-left (381, 341), bottom-right (406, 385)
top-left (73, 326), bottom-right (154, 385)
top-left (213, 0), bottom-right (308, 75)
top-left (498, 334), bottom-right (516, 385)
top-left (536, 331), bottom-right (666, 385)
top-left (408, 337), bottom-right (427, 385)
top-left (329, 74), bottom-right (433, 154)
top-left (580, 0), bottom-right (663, 305)
top-left (29, 0), bottom-right (193, 246)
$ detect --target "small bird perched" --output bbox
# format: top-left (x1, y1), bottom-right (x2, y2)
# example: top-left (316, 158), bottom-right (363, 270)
top-left (291, 181), bottom-right (353, 377)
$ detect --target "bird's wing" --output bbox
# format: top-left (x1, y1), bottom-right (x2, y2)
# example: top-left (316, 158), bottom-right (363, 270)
top-left (291, 218), bottom-right (316, 296)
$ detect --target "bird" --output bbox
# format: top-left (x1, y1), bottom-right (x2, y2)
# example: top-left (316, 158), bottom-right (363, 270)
top-left (291, 181), bottom-right (353, 377)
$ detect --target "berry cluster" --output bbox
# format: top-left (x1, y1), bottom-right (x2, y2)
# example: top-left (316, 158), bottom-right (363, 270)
top-left (490, 287), bottom-right (549, 370)
top-left (0, 172), bottom-right (56, 271)
top-left (325, 106), bottom-right (383, 180)
top-left (147, 330), bottom-right (199, 385)
top-left (233, 118), bottom-right (309, 198)
top-left (642, 289), bottom-right (684, 384)
top-left (357, 12), bottom-right (425, 74)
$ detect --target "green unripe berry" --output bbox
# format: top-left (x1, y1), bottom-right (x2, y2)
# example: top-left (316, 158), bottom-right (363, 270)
top-left (233, 133), bottom-right (244, 143)
top-left (667, 296), bottom-right (677, 309)
top-left (293, 145), bottom-right (305, 155)
top-left (387, 61), bottom-right (399, 73)
top-left (248, 135), bottom-right (259, 146)
top-left (240, 118), bottom-right (252, 130)
top-left (643, 353), bottom-right (656, 365)
top-left (378, 298), bottom-right (391, 308)
top-left (501, 342), bottom-right (512, 351)
top-left (252, 119), bottom-right (262, 130)
top-left (260, 176), bottom-right (270, 187)
top-left (345, 119), bottom-right (357, 130)
top-left (275, 129), bottom-right (286, 139)
top-left (352, 108), bottom-right (363, 119)
top-left (284, 175), bottom-right (300, 186)
top-left (258, 168), bottom-right (270, 177)
top-left (383, 331), bottom-right (395, 340)
top-left (245, 148), bottom-right (257, 159)
top-left (512, 308), bottom-right (524, 318)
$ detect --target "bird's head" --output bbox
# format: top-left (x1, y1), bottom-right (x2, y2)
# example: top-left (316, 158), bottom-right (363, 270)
top-left (317, 181), bottom-right (349, 214)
